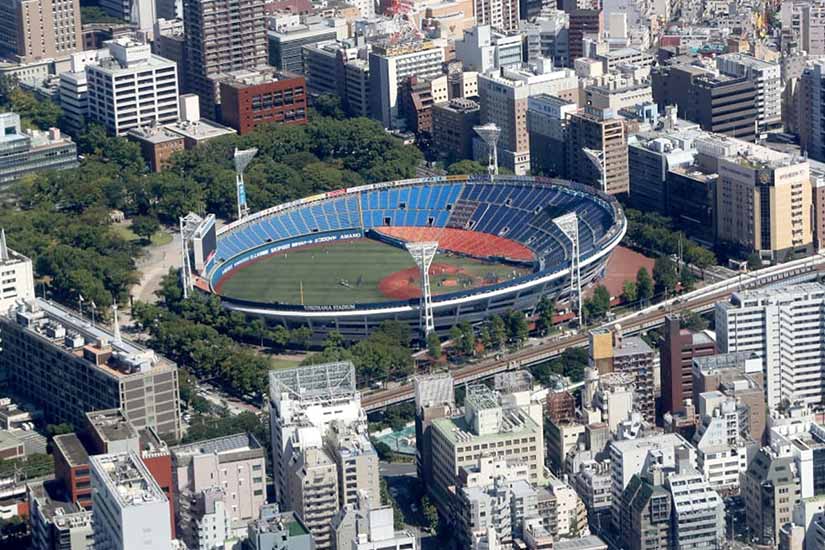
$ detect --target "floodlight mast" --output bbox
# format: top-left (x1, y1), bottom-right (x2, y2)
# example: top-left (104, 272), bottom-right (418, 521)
top-left (406, 241), bottom-right (439, 338)
top-left (582, 148), bottom-right (606, 193)
top-left (553, 213), bottom-right (582, 327)
top-left (234, 148), bottom-right (258, 220)
top-left (474, 124), bottom-right (501, 181)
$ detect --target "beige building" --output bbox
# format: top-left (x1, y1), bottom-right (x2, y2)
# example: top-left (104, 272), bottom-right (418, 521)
top-left (326, 422), bottom-right (380, 509)
top-left (711, 136), bottom-right (812, 260)
top-left (478, 61), bottom-right (578, 174)
top-left (472, 0), bottom-right (518, 32)
top-left (741, 448), bottom-right (801, 546)
top-left (567, 106), bottom-right (630, 195)
top-left (287, 446), bottom-right (340, 550)
top-left (0, 0), bottom-right (81, 63)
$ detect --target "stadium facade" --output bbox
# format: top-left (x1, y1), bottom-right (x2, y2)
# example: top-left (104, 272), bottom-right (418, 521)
top-left (195, 175), bottom-right (626, 340)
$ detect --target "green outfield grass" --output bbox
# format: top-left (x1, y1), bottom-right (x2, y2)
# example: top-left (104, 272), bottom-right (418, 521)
top-left (217, 238), bottom-right (529, 305)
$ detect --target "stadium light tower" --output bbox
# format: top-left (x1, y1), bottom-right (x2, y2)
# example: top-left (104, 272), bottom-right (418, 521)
top-left (234, 148), bottom-right (258, 220)
top-left (179, 212), bottom-right (205, 299)
top-left (553, 213), bottom-right (582, 327)
top-left (582, 148), bottom-right (606, 193)
top-left (406, 241), bottom-right (439, 338)
top-left (474, 123), bottom-right (501, 181)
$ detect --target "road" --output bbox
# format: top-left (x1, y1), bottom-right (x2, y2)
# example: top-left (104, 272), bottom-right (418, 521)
top-left (380, 462), bottom-right (416, 477)
top-left (363, 254), bottom-right (825, 411)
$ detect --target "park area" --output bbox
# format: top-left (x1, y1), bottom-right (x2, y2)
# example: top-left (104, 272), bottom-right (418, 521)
top-left (216, 238), bottom-right (530, 305)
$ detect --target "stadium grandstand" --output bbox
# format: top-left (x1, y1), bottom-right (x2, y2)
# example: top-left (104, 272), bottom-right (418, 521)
top-left (190, 175), bottom-right (625, 341)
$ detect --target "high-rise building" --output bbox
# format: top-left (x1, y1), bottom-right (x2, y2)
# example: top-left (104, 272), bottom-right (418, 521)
top-left (666, 463), bottom-right (725, 548)
top-left (454, 25), bottom-right (523, 73)
top-left (0, 298), bottom-right (182, 439)
top-left (716, 53), bottom-right (782, 132)
top-left (267, 18), bottom-right (340, 74)
top-left (800, 61), bottom-right (825, 162)
top-left (0, 113), bottom-right (78, 185)
top-left (326, 422), bottom-right (380, 509)
top-left (414, 373), bottom-right (455, 488)
top-left (286, 446), bottom-right (340, 550)
top-left (692, 391), bottom-right (749, 492)
top-left (432, 98), bottom-right (481, 162)
top-left (741, 448), bottom-right (801, 546)
top-left (521, 11), bottom-right (570, 69)
top-left (566, 106), bottom-right (630, 195)
top-left (0, 0), bottom-right (81, 63)
top-left (86, 38), bottom-right (179, 135)
top-left (567, 9), bottom-right (603, 65)
top-left (90, 451), bottom-right (173, 550)
top-left (172, 433), bottom-right (267, 547)
top-left (368, 42), bottom-right (445, 129)
top-left (471, 0), bottom-right (518, 32)
top-left (660, 314), bottom-right (717, 415)
top-left (478, 61), bottom-right (578, 174)
top-left (183, 0), bottom-right (267, 116)
top-left (716, 283), bottom-right (825, 409)
top-left (618, 467), bottom-right (673, 550)
top-left (526, 94), bottom-right (577, 178)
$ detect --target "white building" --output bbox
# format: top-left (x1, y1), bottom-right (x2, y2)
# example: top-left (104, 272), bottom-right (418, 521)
top-left (454, 25), bottom-right (523, 73)
top-left (353, 506), bottom-right (416, 550)
top-left (86, 38), bottom-right (179, 135)
top-left (692, 391), bottom-right (748, 492)
top-left (716, 283), bottom-right (825, 409)
top-left (716, 53), bottom-right (782, 131)
top-left (472, 0), bottom-right (518, 32)
top-left (0, 230), bottom-right (34, 315)
top-left (368, 42), bottom-right (445, 129)
top-left (666, 464), bottom-right (725, 549)
top-left (90, 451), bottom-right (172, 550)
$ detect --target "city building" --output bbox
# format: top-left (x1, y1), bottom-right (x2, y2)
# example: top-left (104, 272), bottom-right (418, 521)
top-left (432, 98), bottom-right (481, 162)
top-left (521, 11), bottom-right (570, 68)
top-left (286, 446), bottom-right (339, 550)
top-left (546, 419), bottom-right (586, 474)
top-left (28, 480), bottom-right (94, 550)
top-left (567, 9), bottom-right (603, 64)
top-left (218, 68), bottom-right (307, 134)
top-left (618, 466), bottom-right (673, 550)
top-left (546, 391), bottom-right (576, 425)
top-left (86, 38), bottom-right (179, 135)
top-left (0, 298), bottom-right (182, 439)
top-left (716, 283), bottom-right (825, 409)
top-left (566, 106), bottom-right (630, 195)
top-left (126, 126), bottom-right (185, 172)
top-left (652, 63), bottom-right (758, 141)
top-left (0, 0), bottom-right (81, 63)
top-left (660, 314), bottom-right (716, 415)
top-left (0, 113), bottom-right (78, 185)
top-left (471, 0), bottom-right (518, 32)
top-left (0, 233), bottom-right (33, 314)
top-left (716, 53), bottom-right (782, 132)
top-left (414, 373), bottom-right (455, 488)
top-left (692, 391), bottom-right (749, 493)
top-left (172, 433), bottom-right (267, 547)
top-left (164, 95), bottom-right (237, 148)
top-left (368, 42), bottom-right (445, 129)
top-left (741, 447), bottom-right (801, 546)
top-left (267, 18), bottom-right (340, 74)
top-left (183, 0), bottom-right (267, 115)
top-left (326, 421), bottom-right (380, 509)
top-left (399, 75), bottom-right (448, 135)
top-left (667, 462), bottom-right (725, 548)
top-left (526, 94), bottom-right (577, 178)
top-left (478, 61), bottom-right (579, 174)
top-left (454, 25), bottom-right (522, 73)
top-left (53, 434), bottom-right (92, 510)
top-left (246, 503), bottom-right (315, 550)
top-left (90, 451), bottom-right (173, 550)
top-left (351, 505), bottom-right (415, 550)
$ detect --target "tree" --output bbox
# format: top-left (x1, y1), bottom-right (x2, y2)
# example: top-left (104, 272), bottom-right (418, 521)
top-left (490, 315), bottom-right (507, 349)
top-left (680, 268), bottom-right (697, 292)
top-left (447, 159), bottom-right (487, 175)
top-left (653, 256), bottom-right (678, 295)
top-left (458, 321), bottom-right (475, 355)
top-left (680, 311), bottom-right (708, 332)
top-left (747, 252), bottom-right (762, 271)
top-left (636, 267), bottom-right (653, 304)
top-left (426, 332), bottom-right (442, 359)
top-left (508, 310), bottom-right (529, 345)
top-left (561, 348), bottom-right (588, 383)
top-left (313, 94), bottom-right (345, 119)
top-left (130, 215), bottom-right (160, 243)
top-left (47, 423), bottom-right (74, 436)
top-left (621, 280), bottom-right (637, 304)
top-left (373, 440), bottom-right (393, 461)
top-left (586, 285), bottom-right (610, 321)
top-left (422, 495), bottom-right (439, 532)
top-left (535, 296), bottom-right (555, 335)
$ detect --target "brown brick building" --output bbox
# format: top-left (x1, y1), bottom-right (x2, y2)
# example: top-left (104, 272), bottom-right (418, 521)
top-left (660, 315), bottom-right (717, 416)
top-left (219, 68), bottom-right (307, 135)
top-left (127, 127), bottom-right (185, 173)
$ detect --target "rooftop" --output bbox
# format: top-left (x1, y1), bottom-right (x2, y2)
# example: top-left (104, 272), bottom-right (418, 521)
top-left (554, 535), bottom-right (608, 550)
top-left (86, 409), bottom-right (139, 444)
top-left (165, 119), bottom-right (237, 142)
top-left (53, 433), bottom-right (89, 467)
top-left (29, 480), bottom-right (92, 526)
top-left (693, 351), bottom-right (761, 375)
top-left (90, 451), bottom-right (167, 508)
top-left (126, 126), bottom-right (184, 145)
top-left (172, 432), bottom-right (261, 457)
top-left (432, 408), bottom-right (540, 445)
top-left (269, 361), bottom-right (357, 402)
top-left (8, 298), bottom-right (176, 380)
top-left (613, 335), bottom-right (653, 358)
top-left (217, 67), bottom-right (303, 89)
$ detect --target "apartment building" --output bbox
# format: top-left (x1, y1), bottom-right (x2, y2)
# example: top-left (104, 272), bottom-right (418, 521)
top-left (86, 38), bottom-right (179, 136)
top-left (432, 98), bottom-right (481, 162)
top-left (172, 433), bottom-right (267, 547)
top-left (619, 467), bottom-right (672, 550)
top-left (567, 9), bottom-right (603, 64)
top-left (660, 314), bottom-right (717, 415)
top-left (0, 113), bottom-right (78, 184)
top-left (526, 94), bottom-right (577, 178)
top-left (741, 448), bottom-right (801, 546)
top-left (0, 0), bottom-right (81, 63)
top-left (716, 283), bottom-right (825, 409)
top-left (414, 373), bottom-right (455, 488)
top-left (478, 61), bottom-right (579, 174)
top-left (326, 422), bottom-right (380, 509)
top-left (90, 452), bottom-right (173, 550)
top-left (28, 480), bottom-right (94, 550)
top-left (716, 53), bottom-right (782, 131)
top-left (183, 0), bottom-right (267, 115)
top-left (566, 106), bottom-right (630, 195)
top-left (454, 25), bottom-right (522, 73)
top-left (0, 298), bottom-right (182, 439)
top-left (287, 446), bottom-right (340, 550)
top-left (692, 392), bottom-right (749, 492)
top-left (800, 61), bottom-right (825, 162)
top-left (368, 42), bottom-right (445, 129)
top-left (667, 465), bottom-right (725, 548)
top-left (472, 0), bottom-right (518, 32)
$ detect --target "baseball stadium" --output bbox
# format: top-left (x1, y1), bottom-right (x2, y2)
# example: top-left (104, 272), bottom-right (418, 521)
top-left (191, 175), bottom-right (626, 340)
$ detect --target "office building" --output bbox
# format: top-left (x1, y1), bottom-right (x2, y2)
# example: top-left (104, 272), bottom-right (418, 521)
top-left (368, 42), bottom-right (445, 129)
top-left (571, 458), bottom-right (612, 534)
top-left (667, 463), bottom-right (725, 548)
top-left (717, 53), bottom-right (782, 131)
top-left (432, 98), bottom-right (481, 162)
top-left (584, 79), bottom-right (653, 113)
top-left (0, 298), bottom-right (182, 439)
top-left (526, 94), bottom-right (576, 177)
top-left (267, 19), bottom-right (339, 74)
top-left (692, 391), bottom-right (749, 492)
top-left (800, 61), bottom-right (825, 162)
top-left (716, 283), bottom-right (825, 409)
top-left (454, 25), bottom-right (523, 73)
top-left (28, 480), bottom-right (94, 550)
top-left (90, 451), bottom-right (173, 550)
top-left (164, 94), bottom-right (237, 148)
top-left (286, 446), bottom-right (339, 550)
top-left (0, 113), bottom-right (77, 185)
top-left (414, 373), bottom-right (455, 488)
top-left (172, 433), bottom-right (267, 547)
top-left (711, 137), bottom-right (812, 260)
top-left (592, 333), bottom-right (655, 422)
top-left (399, 75), bottom-right (449, 135)
top-left (618, 466), bottom-right (672, 550)
top-left (521, 11), bottom-right (570, 69)
top-left (183, 0), bottom-right (267, 115)
top-left (660, 314), bottom-right (716, 415)
top-left (326, 421), bottom-right (380, 509)
top-left (429, 384), bottom-right (544, 511)
top-left (86, 38), bottom-right (179, 135)
top-left (351, 506), bottom-right (415, 550)
top-left (218, 68), bottom-right (307, 134)
top-left (566, 106), bottom-right (630, 195)
top-left (567, 9), bottom-right (603, 64)
top-left (247, 504), bottom-right (315, 550)
top-left (0, 0), bottom-right (81, 63)
top-left (546, 391), bottom-right (576, 425)
top-left (478, 61), bottom-right (578, 174)
top-left (546, 419), bottom-right (586, 474)
top-left (126, 126), bottom-right (185, 172)
top-left (652, 63), bottom-right (758, 140)
top-left (53, 434), bottom-right (92, 510)
top-left (741, 447), bottom-right (801, 546)
top-left (472, 0), bottom-right (518, 32)
top-left (0, 233), bottom-right (33, 314)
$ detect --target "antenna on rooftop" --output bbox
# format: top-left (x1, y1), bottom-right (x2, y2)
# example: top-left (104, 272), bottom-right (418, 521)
top-left (474, 124), bottom-right (501, 181)
top-left (234, 148), bottom-right (258, 220)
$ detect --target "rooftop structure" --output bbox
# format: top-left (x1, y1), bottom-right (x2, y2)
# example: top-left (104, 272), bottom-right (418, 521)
top-left (0, 113), bottom-right (78, 185)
